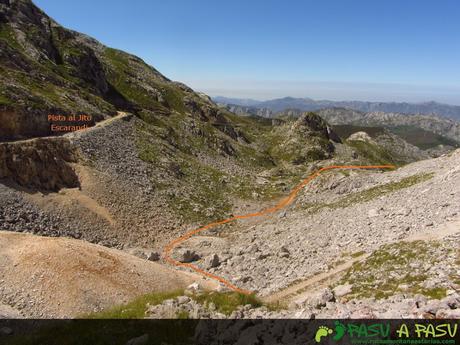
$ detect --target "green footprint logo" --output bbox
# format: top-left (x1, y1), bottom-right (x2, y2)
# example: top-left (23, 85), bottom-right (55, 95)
top-left (333, 321), bottom-right (346, 341)
top-left (315, 326), bottom-right (333, 343)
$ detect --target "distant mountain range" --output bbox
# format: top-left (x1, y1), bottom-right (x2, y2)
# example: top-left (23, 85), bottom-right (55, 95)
top-left (217, 103), bottom-right (460, 149)
top-left (213, 96), bottom-right (460, 121)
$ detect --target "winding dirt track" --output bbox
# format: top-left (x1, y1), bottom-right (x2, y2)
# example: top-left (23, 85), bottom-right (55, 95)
top-left (163, 164), bottom-right (396, 295)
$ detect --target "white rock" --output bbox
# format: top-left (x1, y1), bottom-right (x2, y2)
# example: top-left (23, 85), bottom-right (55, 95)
top-left (333, 284), bottom-right (353, 297)
top-left (177, 296), bottom-right (191, 304)
top-left (186, 282), bottom-right (201, 292)
top-left (436, 309), bottom-right (460, 318)
top-left (294, 308), bottom-right (315, 319)
top-left (368, 209), bottom-right (379, 217)
top-left (205, 254), bottom-right (220, 268)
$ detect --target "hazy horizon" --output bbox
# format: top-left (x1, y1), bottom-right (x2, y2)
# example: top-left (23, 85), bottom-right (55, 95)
top-left (190, 79), bottom-right (460, 106)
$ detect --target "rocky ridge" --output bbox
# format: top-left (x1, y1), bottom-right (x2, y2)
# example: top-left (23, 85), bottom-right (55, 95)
top-left (220, 105), bottom-right (460, 151)
top-left (216, 96), bottom-right (460, 121)
top-left (317, 108), bottom-right (460, 144)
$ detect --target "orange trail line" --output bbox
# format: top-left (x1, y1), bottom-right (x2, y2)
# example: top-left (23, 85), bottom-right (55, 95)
top-left (162, 164), bottom-right (395, 295)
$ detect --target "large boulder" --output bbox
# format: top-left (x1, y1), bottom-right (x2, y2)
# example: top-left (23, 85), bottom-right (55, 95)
top-left (178, 249), bottom-right (200, 263)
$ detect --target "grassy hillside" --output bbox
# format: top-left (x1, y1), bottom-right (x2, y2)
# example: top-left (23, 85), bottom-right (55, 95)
top-left (387, 125), bottom-right (460, 150)
top-left (0, 0), bottom-right (240, 141)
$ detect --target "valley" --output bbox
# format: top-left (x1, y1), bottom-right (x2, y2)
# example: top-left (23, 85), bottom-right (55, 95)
top-left (0, 0), bottom-right (459, 327)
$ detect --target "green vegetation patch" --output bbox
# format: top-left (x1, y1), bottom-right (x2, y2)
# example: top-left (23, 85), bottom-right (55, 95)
top-left (332, 172), bottom-right (434, 207)
top-left (105, 48), bottom-right (158, 109)
top-left (350, 250), bottom-right (366, 258)
top-left (222, 111), bottom-right (273, 143)
top-left (0, 24), bottom-right (22, 50)
top-left (230, 112), bottom-right (335, 166)
top-left (135, 122), bottom-right (162, 163)
top-left (193, 291), bottom-right (263, 315)
top-left (302, 172), bottom-right (434, 213)
top-left (83, 290), bottom-right (184, 319)
top-left (336, 241), bottom-right (447, 300)
top-left (230, 174), bottom-right (281, 200)
top-left (166, 159), bottom-right (232, 223)
top-left (265, 129), bottom-right (332, 165)
top-left (134, 113), bottom-right (291, 223)
top-left (0, 93), bottom-right (12, 106)
top-left (388, 125), bottom-right (460, 150)
top-left (82, 290), bottom-right (264, 319)
top-left (13, 290), bottom-right (196, 344)
top-left (346, 139), bottom-right (397, 165)
top-left (237, 144), bottom-right (276, 169)
top-left (104, 48), bottom-right (186, 113)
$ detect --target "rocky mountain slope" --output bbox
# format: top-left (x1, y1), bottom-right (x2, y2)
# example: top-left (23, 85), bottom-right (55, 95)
top-left (317, 108), bottom-right (460, 145)
top-left (0, 0), bottom-right (241, 141)
top-left (0, 111), bottom-right (346, 250)
top-left (225, 105), bottom-right (460, 154)
top-left (343, 129), bottom-right (429, 164)
top-left (215, 96), bottom-right (460, 120)
top-left (0, 0), bottom-right (289, 249)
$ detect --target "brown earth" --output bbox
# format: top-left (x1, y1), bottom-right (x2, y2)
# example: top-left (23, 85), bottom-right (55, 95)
top-left (0, 231), bottom-right (217, 318)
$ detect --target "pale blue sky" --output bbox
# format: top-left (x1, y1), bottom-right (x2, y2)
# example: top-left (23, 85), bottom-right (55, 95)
top-left (34, 0), bottom-right (460, 104)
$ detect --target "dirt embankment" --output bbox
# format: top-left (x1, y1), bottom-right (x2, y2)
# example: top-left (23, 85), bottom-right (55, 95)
top-left (0, 109), bottom-right (48, 142)
top-left (0, 137), bottom-right (79, 191)
top-left (0, 231), bottom-right (216, 318)
top-left (0, 105), bottom-right (108, 141)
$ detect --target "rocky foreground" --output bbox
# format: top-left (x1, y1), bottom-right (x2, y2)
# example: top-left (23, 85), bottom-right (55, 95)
top-left (168, 149), bottom-right (460, 318)
top-left (145, 289), bottom-right (460, 319)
